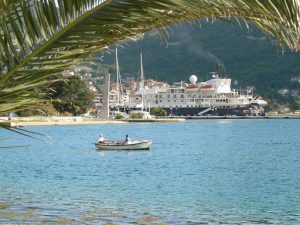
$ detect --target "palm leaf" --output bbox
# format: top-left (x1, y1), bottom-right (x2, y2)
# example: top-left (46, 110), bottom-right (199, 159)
top-left (0, 120), bottom-right (49, 146)
top-left (0, 0), bottom-right (300, 117)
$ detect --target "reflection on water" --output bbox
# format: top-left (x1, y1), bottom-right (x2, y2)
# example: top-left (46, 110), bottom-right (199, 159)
top-left (0, 119), bottom-right (300, 224)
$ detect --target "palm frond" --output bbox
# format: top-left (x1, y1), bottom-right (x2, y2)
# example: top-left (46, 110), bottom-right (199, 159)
top-left (0, 120), bottom-right (49, 146)
top-left (0, 0), bottom-right (300, 115)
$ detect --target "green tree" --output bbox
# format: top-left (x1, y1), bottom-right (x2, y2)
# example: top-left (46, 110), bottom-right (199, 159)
top-left (50, 76), bottom-right (94, 115)
top-left (150, 107), bottom-right (167, 117)
top-left (289, 100), bottom-right (300, 111)
top-left (18, 101), bottom-right (59, 116)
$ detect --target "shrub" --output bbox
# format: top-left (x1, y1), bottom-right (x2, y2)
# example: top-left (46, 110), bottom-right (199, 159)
top-left (150, 107), bottom-right (167, 117)
top-left (62, 111), bottom-right (74, 117)
top-left (130, 112), bottom-right (144, 119)
top-left (115, 113), bottom-right (124, 119)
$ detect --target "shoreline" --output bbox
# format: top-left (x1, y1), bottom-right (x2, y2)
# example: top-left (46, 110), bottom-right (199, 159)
top-left (0, 116), bottom-right (185, 127)
top-left (1, 115), bottom-right (300, 127)
top-left (0, 116), bottom-right (127, 127)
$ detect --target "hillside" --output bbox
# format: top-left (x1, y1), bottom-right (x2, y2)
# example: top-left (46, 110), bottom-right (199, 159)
top-left (97, 21), bottom-right (300, 107)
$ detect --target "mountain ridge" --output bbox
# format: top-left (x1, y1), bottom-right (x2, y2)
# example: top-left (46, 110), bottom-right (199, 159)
top-left (98, 21), bottom-right (300, 107)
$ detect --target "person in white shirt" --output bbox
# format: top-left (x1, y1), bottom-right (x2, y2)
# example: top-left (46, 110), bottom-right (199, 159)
top-left (98, 133), bottom-right (105, 143)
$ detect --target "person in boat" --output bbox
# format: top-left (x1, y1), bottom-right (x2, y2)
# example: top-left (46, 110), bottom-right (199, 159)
top-left (97, 133), bottom-right (105, 143)
top-left (124, 134), bottom-right (131, 144)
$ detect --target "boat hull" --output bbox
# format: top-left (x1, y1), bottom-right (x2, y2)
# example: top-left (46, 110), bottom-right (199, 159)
top-left (95, 140), bottom-right (152, 150)
top-left (111, 104), bottom-right (265, 116)
top-left (161, 104), bottom-right (265, 116)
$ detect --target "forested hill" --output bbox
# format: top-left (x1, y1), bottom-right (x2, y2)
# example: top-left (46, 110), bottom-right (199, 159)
top-left (99, 21), bottom-right (300, 104)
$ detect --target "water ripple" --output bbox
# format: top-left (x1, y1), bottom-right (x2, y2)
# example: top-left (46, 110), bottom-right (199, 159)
top-left (0, 119), bottom-right (300, 224)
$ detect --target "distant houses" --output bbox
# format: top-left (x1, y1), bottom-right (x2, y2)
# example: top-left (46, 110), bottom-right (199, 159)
top-left (291, 76), bottom-right (300, 83)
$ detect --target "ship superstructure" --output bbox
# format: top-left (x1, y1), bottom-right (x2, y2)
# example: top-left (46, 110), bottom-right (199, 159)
top-left (118, 73), bottom-right (267, 116)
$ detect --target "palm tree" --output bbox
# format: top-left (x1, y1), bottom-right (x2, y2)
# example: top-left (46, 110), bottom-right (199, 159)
top-left (0, 0), bottom-right (300, 118)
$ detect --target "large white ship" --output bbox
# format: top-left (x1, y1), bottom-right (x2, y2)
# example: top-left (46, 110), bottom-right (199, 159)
top-left (116, 73), bottom-right (267, 116)
top-left (107, 50), bottom-right (267, 116)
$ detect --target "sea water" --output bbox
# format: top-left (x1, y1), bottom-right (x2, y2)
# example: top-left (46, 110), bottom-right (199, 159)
top-left (0, 119), bottom-right (299, 224)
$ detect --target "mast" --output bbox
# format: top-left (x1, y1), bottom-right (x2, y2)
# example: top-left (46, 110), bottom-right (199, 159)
top-left (115, 48), bottom-right (120, 105)
top-left (116, 48), bottom-right (120, 104)
top-left (140, 51), bottom-right (145, 109)
top-left (115, 48), bottom-right (123, 106)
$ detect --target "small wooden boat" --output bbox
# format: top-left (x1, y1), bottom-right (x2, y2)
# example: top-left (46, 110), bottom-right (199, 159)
top-left (95, 140), bottom-right (152, 150)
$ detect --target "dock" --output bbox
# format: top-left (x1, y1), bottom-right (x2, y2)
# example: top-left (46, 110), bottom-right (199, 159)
top-left (125, 118), bottom-right (185, 123)
top-left (166, 115), bottom-right (300, 119)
